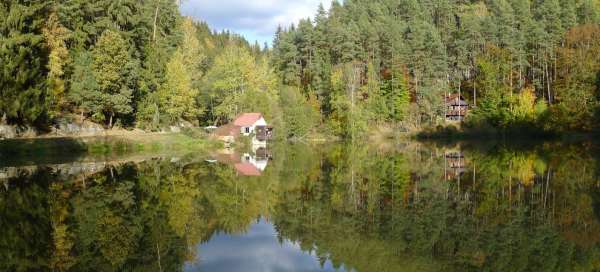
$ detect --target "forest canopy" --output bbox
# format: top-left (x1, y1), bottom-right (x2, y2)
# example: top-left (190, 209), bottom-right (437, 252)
top-left (1, 0), bottom-right (600, 138)
top-left (272, 0), bottom-right (600, 136)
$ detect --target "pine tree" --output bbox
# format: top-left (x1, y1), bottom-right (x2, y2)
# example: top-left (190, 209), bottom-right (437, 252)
top-left (559, 0), bottom-right (578, 31)
top-left (578, 0), bottom-right (600, 24)
top-left (274, 31), bottom-right (301, 86)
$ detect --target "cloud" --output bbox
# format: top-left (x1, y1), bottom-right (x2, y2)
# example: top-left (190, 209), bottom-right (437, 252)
top-left (180, 0), bottom-right (331, 45)
top-left (184, 219), bottom-right (341, 272)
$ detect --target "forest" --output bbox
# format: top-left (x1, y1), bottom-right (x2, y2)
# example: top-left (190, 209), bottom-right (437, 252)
top-left (2, 0), bottom-right (600, 139)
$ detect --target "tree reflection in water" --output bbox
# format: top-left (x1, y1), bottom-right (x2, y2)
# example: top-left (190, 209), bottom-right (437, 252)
top-left (0, 141), bottom-right (598, 271)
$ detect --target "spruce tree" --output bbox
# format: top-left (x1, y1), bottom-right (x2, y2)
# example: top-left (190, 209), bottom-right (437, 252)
top-left (0, 0), bottom-right (50, 125)
top-left (68, 51), bottom-right (99, 120)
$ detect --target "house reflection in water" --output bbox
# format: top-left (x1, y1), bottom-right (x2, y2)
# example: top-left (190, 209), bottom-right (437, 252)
top-left (212, 147), bottom-right (272, 176)
top-left (444, 150), bottom-right (466, 180)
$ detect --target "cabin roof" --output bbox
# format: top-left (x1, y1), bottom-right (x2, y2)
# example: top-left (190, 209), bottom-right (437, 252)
top-left (213, 151), bottom-right (242, 164)
top-left (234, 113), bottom-right (263, 126)
top-left (445, 94), bottom-right (468, 106)
top-left (234, 163), bottom-right (262, 176)
top-left (213, 123), bottom-right (240, 137)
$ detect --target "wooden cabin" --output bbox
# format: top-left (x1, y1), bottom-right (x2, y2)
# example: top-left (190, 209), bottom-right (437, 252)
top-left (444, 151), bottom-right (466, 180)
top-left (445, 94), bottom-right (469, 121)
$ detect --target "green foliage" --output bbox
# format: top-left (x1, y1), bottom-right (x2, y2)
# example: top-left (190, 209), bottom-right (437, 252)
top-left (328, 63), bottom-right (369, 138)
top-left (382, 66), bottom-right (410, 122)
top-left (1, 0), bottom-right (268, 132)
top-left (0, 0), bottom-right (50, 125)
top-left (1, 141), bottom-right (599, 271)
top-left (68, 51), bottom-right (99, 118)
top-left (158, 50), bottom-right (201, 123)
top-left (280, 86), bottom-right (319, 139)
top-left (90, 30), bottom-right (137, 127)
top-left (205, 45), bottom-right (278, 124)
top-left (3, 0), bottom-right (600, 137)
top-left (155, 19), bottom-right (205, 123)
top-left (271, 0), bottom-right (600, 136)
top-left (43, 11), bottom-right (70, 117)
top-left (469, 87), bottom-right (540, 131)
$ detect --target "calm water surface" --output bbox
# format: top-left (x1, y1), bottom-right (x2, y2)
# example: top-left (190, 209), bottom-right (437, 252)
top-left (185, 219), bottom-right (343, 272)
top-left (1, 140), bottom-right (599, 271)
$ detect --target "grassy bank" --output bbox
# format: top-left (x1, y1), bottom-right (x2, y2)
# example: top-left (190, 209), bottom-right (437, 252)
top-left (0, 132), bottom-right (222, 166)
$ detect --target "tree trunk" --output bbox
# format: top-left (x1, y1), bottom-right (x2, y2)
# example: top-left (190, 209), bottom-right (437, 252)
top-left (473, 79), bottom-right (477, 107)
top-left (519, 64), bottom-right (522, 89)
top-left (109, 112), bottom-right (114, 128)
top-left (458, 80), bottom-right (462, 124)
top-left (153, 0), bottom-right (161, 43)
top-left (532, 54), bottom-right (536, 95)
top-left (156, 242), bottom-right (162, 272)
top-left (444, 88), bottom-right (447, 125)
top-left (509, 58), bottom-right (513, 92)
top-left (545, 60), bottom-right (552, 104)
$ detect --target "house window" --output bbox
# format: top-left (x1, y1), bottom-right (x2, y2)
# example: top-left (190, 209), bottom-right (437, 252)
top-left (245, 127), bottom-right (250, 134)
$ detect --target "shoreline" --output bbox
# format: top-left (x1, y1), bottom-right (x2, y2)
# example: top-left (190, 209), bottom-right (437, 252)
top-left (0, 132), bottom-right (221, 164)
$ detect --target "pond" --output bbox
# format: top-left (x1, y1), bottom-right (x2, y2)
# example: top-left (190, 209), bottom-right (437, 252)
top-left (1, 140), bottom-right (599, 271)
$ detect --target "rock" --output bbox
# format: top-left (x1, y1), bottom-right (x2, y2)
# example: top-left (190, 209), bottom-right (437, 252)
top-left (0, 117), bottom-right (108, 139)
top-left (18, 126), bottom-right (38, 138)
top-left (55, 118), bottom-right (104, 136)
top-left (0, 125), bottom-right (17, 139)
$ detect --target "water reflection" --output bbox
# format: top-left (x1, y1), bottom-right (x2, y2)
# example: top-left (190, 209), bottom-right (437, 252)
top-left (186, 218), bottom-right (343, 272)
top-left (211, 147), bottom-right (272, 176)
top-left (0, 141), bottom-right (598, 271)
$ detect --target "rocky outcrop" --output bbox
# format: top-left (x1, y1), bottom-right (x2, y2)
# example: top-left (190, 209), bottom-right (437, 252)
top-left (52, 119), bottom-right (105, 137)
top-left (0, 125), bottom-right (16, 139)
top-left (0, 162), bottom-right (109, 181)
top-left (0, 118), bottom-right (106, 139)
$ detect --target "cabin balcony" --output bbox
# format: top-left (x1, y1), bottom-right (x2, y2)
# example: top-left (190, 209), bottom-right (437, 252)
top-left (255, 126), bottom-right (274, 141)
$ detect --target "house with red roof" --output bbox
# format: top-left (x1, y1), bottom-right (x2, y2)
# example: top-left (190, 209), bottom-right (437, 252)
top-left (234, 163), bottom-right (262, 176)
top-left (210, 148), bottom-right (272, 176)
top-left (234, 113), bottom-right (267, 136)
top-left (213, 113), bottom-right (273, 143)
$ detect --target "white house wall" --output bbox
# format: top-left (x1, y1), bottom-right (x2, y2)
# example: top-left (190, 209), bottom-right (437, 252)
top-left (240, 117), bottom-right (267, 136)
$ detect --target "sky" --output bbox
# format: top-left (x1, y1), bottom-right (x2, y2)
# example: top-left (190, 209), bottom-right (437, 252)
top-left (185, 219), bottom-right (342, 272)
top-left (180, 0), bottom-right (332, 46)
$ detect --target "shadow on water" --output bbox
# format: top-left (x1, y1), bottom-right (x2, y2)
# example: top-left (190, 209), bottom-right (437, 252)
top-left (0, 135), bottom-right (162, 167)
top-left (0, 137), bottom-right (88, 167)
top-left (0, 140), bottom-right (599, 271)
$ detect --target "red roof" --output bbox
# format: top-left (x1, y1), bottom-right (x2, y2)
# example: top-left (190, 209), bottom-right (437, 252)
top-left (213, 123), bottom-right (240, 137)
top-left (233, 113), bottom-right (263, 126)
top-left (234, 163), bottom-right (262, 176)
top-left (213, 152), bottom-right (241, 164)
